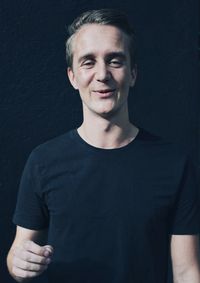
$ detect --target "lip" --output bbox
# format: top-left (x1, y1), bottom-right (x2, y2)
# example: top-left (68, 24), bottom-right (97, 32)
top-left (92, 89), bottom-right (116, 98)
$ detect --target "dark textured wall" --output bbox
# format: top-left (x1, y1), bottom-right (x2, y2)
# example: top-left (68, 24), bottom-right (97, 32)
top-left (1, 1), bottom-right (199, 282)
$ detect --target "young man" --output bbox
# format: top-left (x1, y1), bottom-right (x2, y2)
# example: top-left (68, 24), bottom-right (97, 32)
top-left (7, 9), bottom-right (200, 283)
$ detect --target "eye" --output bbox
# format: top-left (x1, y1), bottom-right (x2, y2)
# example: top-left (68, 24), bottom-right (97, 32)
top-left (81, 60), bottom-right (95, 68)
top-left (109, 59), bottom-right (123, 67)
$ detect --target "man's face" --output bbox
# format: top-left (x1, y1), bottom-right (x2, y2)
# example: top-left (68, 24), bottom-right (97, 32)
top-left (67, 24), bottom-right (137, 118)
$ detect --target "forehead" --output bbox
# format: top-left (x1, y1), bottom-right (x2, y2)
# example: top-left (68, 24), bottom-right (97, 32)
top-left (71, 24), bottom-right (129, 58)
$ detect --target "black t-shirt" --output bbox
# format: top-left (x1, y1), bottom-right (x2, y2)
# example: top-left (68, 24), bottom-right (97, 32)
top-left (13, 128), bottom-right (199, 283)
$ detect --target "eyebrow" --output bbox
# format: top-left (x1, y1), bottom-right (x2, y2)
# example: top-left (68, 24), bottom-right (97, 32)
top-left (78, 54), bottom-right (94, 64)
top-left (105, 52), bottom-right (127, 61)
top-left (78, 51), bottom-right (127, 64)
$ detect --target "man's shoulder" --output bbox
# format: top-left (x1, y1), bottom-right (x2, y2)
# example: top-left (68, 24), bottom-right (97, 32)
top-left (28, 129), bottom-right (76, 164)
top-left (138, 128), bottom-right (190, 162)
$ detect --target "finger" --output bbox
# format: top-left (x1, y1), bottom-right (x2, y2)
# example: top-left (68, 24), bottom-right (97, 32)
top-left (44, 245), bottom-right (54, 253)
top-left (43, 245), bottom-right (54, 257)
top-left (12, 265), bottom-right (45, 279)
top-left (14, 248), bottom-right (50, 264)
top-left (13, 257), bottom-right (48, 272)
top-left (23, 241), bottom-right (50, 256)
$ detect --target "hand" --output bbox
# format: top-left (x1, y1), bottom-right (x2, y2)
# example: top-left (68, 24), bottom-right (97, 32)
top-left (12, 240), bottom-right (53, 280)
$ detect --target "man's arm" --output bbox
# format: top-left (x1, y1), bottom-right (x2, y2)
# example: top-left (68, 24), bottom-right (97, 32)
top-left (7, 226), bottom-right (53, 283)
top-left (171, 235), bottom-right (200, 283)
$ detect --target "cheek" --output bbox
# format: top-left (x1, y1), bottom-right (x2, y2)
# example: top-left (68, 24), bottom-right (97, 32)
top-left (75, 70), bottom-right (93, 88)
top-left (124, 69), bottom-right (134, 87)
top-left (115, 70), bottom-right (131, 88)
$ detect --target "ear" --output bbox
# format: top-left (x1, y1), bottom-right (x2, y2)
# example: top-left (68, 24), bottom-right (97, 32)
top-left (67, 67), bottom-right (79, 90)
top-left (130, 64), bottom-right (137, 87)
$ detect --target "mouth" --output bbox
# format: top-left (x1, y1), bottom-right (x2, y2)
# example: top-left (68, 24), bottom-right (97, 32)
top-left (93, 89), bottom-right (116, 98)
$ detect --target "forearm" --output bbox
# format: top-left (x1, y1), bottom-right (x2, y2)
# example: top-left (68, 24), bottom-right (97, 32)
top-left (173, 265), bottom-right (200, 283)
top-left (171, 235), bottom-right (200, 283)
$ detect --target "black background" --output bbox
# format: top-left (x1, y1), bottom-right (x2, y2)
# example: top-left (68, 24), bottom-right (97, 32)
top-left (1, 0), bottom-right (199, 282)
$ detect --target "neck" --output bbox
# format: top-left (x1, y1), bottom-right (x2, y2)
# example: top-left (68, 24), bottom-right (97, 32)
top-left (77, 104), bottom-right (139, 149)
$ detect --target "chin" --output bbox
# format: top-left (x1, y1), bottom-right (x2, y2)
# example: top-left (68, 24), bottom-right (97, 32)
top-left (96, 108), bottom-right (119, 119)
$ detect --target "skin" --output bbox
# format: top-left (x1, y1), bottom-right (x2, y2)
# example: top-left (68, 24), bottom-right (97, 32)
top-left (7, 227), bottom-right (53, 282)
top-left (7, 23), bottom-right (200, 282)
top-left (171, 235), bottom-right (200, 283)
top-left (67, 24), bottom-right (139, 149)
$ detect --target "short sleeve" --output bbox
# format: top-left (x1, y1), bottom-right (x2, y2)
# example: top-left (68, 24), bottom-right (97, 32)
top-left (13, 150), bottom-right (49, 230)
top-left (170, 157), bottom-right (200, 235)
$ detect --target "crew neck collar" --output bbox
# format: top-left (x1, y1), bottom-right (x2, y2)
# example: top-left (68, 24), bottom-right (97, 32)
top-left (71, 127), bottom-right (142, 153)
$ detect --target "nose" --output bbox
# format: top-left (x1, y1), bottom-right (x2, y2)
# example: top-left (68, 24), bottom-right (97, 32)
top-left (95, 62), bottom-right (111, 82)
